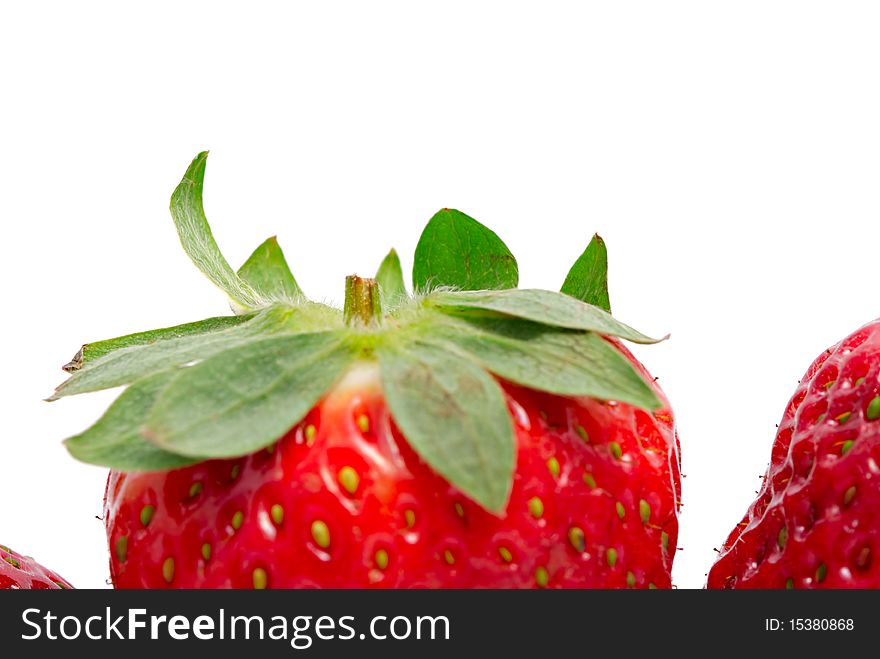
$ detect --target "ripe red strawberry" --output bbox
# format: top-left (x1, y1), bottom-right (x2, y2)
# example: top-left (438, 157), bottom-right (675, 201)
top-left (1, 543), bottom-right (72, 589)
top-left (709, 319), bottom-right (880, 589)
top-left (104, 345), bottom-right (678, 589)
top-left (55, 152), bottom-right (680, 589)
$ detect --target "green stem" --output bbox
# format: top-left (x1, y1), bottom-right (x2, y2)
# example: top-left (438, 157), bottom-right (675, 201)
top-left (343, 275), bottom-right (382, 326)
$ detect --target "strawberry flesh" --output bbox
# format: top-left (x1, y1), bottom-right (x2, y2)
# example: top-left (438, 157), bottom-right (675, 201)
top-left (709, 319), bottom-right (880, 588)
top-left (107, 345), bottom-right (679, 589)
top-left (0, 544), bottom-right (72, 589)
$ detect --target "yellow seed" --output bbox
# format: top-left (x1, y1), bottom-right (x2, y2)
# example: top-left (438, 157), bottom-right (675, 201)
top-left (454, 502), bottom-right (464, 518)
top-left (338, 467), bottom-right (360, 495)
top-left (639, 499), bottom-right (651, 524)
top-left (443, 549), bottom-right (455, 565)
top-left (304, 424), bottom-right (317, 446)
top-left (375, 549), bottom-right (389, 570)
top-left (311, 520), bottom-right (331, 549)
top-left (528, 496), bottom-right (544, 519)
top-left (201, 543), bottom-right (212, 561)
top-left (356, 415), bottom-right (370, 432)
top-left (609, 442), bottom-right (623, 460)
top-left (616, 502), bottom-right (626, 519)
top-left (162, 557), bottom-right (175, 584)
top-left (777, 526), bottom-right (788, 549)
top-left (583, 473), bottom-right (597, 489)
top-left (547, 457), bottom-right (560, 478)
top-left (535, 566), bottom-right (549, 588)
top-left (140, 505), bottom-right (155, 527)
top-left (626, 571), bottom-right (636, 588)
top-left (253, 568), bottom-right (268, 590)
top-left (404, 509), bottom-right (416, 529)
top-left (498, 547), bottom-right (513, 563)
top-left (568, 527), bottom-right (585, 552)
top-left (575, 425), bottom-right (590, 442)
top-left (232, 511), bottom-right (244, 530)
top-left (270, 504), bottom-right (284, 526)
top-left (115, 536), bottom-right (128, 563)
top-left (188, 482), bottom-right (203, 498)
top-left (844, 485), bottom-right (857, 505)
top-left (607, 547), bottom-right (618, 567)
top-left (230, 464), bottom-right (241, 481)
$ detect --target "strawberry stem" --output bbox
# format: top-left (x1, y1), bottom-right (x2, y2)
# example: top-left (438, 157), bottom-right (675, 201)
top-left (344, 275), bottom-right (382, 326)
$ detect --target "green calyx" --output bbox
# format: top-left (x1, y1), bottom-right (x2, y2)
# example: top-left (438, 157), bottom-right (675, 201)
top-left (53, 152), bottom-right (667, 515)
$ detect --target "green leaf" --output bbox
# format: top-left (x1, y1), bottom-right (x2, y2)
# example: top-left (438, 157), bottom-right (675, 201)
top-left (375, 248), bottom-right (407, 309)
top-left (238, 236), bottom-right (304, 304)
top-left (144, 332), bottom-right (355, 458)
top-left (378, 339), bottom-right (515, 513)
top-left (412, 209), bottom-right (518, 292)
top-left (64, 371), bottom-right (199, 471)
top-left (561, 234), bottom-right (611, 313)
top-left (62, 315), bottom-right (254, 372)
top-left (433, 316), bottom-right (661, 410)
top-left (430, 289), bottom-right (664, 344)
top-left (50, 306), bottom-right (302, 399)
top-left (170, 151), bottom-right (262, 309)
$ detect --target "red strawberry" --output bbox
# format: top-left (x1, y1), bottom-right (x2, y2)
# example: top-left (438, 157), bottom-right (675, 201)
top-left (55, 152), bottom-right (679, 589)
top-left (709, 319), bottom-right (880, 589)
top-left (1, 543), bottom-right (72, 589)
top-left (104, 343), bottom-right (678, 589)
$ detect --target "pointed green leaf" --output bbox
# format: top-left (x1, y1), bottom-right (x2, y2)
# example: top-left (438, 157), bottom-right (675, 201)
top-left (375, 248), bottom-right (407, 309)
top-left (561, 234), bottom-right (611, 313)
top-left (378, 340), bottom-right (515, 513)
top-left (430, 289), bottom-right (664, 344)
top-left (62, 315), bottom-right (254, 372)
top-left (50, 306), bottom-right (304, 399)
top-left (144, 332), bottom-right (355, 458)
top-left (433, 317), bottom-right (661, 409)
top-left (238, 236), bottom-right (304, 304)
top-left (170, 152), bottom-right (262, 309)
top-left (412, 209), bottom-right (518, 292)
top-left (64, 371), bottom-right (198, 471)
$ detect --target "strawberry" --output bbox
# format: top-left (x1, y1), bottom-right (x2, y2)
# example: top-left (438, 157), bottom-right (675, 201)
top-left (55, 152), bottom-right (680, 589)
top-left (1, 543), bottom-right (72, 589)
top-left (708, 319), bottom-right (880, 589)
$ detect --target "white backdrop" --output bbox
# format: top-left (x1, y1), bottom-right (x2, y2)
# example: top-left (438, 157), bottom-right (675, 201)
top-left (2, 1), bottom-right (879, 589)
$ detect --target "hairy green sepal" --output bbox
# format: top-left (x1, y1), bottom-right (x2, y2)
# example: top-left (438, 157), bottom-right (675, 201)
top-left (429, 289), bottom-right (664, 344)
top-left (412, 208), bottom-right (518, 292)
top-left (375, 249), bottom-right (407, 310)
top-left (238, 236), bottom-right (304, 304)
top-left (55, 151), bottom-right (667, 516)
top-left (64, 371), bottom-right (199, 471)
top-left (432, 316), bottom-right (660, 410)
top-left (378, 340), bottom-right (515, 513)
top-left (561, 234), bottom-right (611, 313)
top-left (144, 332), bottom-right (355, 458)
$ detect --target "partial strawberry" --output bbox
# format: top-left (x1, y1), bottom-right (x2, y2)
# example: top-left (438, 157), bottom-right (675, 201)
top-left (1, 544), bottom-right (72, 589)
top-left (708, 319), bottom-right (880, 589)
top-left (54, 152), bottom-right (680, 589)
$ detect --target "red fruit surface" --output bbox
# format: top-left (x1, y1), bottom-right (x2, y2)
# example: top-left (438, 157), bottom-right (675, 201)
top-left (709, 319), bottom-right (880, 589)
top-left (0, 544), bottom-right (72, 589)
top-left (106, 343), bottom-right (679, 589)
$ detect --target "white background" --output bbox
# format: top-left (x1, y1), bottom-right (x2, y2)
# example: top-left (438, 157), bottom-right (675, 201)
top-left (2, 2), bottom-right (879, 590)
